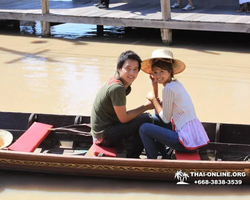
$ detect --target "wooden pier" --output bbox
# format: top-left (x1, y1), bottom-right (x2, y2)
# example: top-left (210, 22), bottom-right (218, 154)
top-left (0, 0), bottom-right (250, 44)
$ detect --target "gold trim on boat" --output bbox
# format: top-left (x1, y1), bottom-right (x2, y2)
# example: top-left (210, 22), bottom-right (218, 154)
top-left (245, 168), bottom-right (250, 176)
top-left (0, 158), bottom-right (248, 175)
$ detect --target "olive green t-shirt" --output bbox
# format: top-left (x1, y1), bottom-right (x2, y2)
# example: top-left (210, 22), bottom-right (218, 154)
top-left (91, 78), bottom-right (130, 139)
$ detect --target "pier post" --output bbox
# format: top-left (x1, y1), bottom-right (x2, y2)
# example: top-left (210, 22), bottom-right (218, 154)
top-left (97, 25), bottom-right (104, 36)
top-left (160, 0), bottom-right (172, 45)
top-left (41, 0), bottom-right (51, 37)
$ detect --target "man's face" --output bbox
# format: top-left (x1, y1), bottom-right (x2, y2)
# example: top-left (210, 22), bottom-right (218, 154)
top-left (118, 59), bottom-right (139, 87)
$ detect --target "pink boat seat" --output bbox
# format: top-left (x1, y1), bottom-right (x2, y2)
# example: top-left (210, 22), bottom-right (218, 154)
top-left (175, 150), bottom-right (201, 160)
top-left (85, 143), bottom-right (116, 157)
top-left (8, 122), bottom-right (53, 152)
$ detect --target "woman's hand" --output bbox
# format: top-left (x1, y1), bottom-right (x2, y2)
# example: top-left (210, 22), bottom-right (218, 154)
top-left (149, 75), bottom-right (157, 86)
top-left (149, 74), bottom-right (158, 98)
top-left (146, 91), bottom-right (156, 101)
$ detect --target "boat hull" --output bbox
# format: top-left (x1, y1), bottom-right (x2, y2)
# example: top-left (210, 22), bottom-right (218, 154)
top-left (0, 150), bottom-right (250, 184)
top-left (1, 111), bottom-right (250, 183)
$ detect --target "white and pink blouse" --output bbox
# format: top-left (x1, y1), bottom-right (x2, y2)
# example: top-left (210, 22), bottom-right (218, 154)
top-left (159, 80), bottom-right (209, 150)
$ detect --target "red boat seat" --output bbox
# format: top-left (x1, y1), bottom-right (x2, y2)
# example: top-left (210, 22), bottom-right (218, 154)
top-left (85, 143), bottom-right (116, 157)
top-left (8, 122), bottom-right (53, 152)
top-left (175, 150), bottom-right (201, 160)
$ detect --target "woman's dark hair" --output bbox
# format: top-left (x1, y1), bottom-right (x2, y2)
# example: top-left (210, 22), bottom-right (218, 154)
top-left (152, 59), bottom-right (174, 78)
top-left (117, 50), bottom-right (142, 71)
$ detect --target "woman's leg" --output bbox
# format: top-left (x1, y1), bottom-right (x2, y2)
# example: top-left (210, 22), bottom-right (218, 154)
top-left (139, 123), bottom-right (189, 159)
top-left (152, 115), bottom-right (173, 158)
top-left (152, 115), bottom-right (172, 129)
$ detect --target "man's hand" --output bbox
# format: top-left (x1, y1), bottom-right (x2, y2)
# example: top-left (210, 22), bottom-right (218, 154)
top-left (144, 99), bottom-right (154, 110)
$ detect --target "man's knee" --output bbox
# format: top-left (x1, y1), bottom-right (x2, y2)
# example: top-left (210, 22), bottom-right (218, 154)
top-left (138, 113), bottom-right (153, 123)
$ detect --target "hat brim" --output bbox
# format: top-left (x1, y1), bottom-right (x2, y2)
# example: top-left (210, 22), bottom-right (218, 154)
top-left (141, 57), bottom-right (186, 75)
top-left (0, 130), bottom-right (13, 149)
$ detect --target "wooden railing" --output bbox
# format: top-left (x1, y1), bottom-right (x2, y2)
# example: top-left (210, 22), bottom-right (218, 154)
top-left (40, 0), bottom-right (172, 43)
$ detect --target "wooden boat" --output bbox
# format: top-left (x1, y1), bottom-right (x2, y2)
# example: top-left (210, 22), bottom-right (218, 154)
top-left (0, 111), bottom-right (250, 184)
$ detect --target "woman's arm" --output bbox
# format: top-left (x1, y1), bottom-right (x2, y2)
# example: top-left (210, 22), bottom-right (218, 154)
top-left (150, 75), bottom-right (158, 98)
top-left (159, 87), bottom-right (174, 123)
top-left (146, 91), bottom-right (162, 114)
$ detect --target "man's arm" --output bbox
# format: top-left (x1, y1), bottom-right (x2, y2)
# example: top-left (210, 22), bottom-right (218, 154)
top-left (114, 101), bottom-right (153, 123)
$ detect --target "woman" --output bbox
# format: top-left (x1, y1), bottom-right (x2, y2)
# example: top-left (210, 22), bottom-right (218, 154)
top-left (139, 49), bottom-right (209, 159)
top-left (237, 1), bottom-right (250, 12)
top-left (171, 0), bottom-right (195, 11)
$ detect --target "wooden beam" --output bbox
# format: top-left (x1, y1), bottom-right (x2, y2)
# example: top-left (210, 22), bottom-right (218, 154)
top-left (0, 12), bottom-right (250, 33)
top-left (201, 142), bottom-right (250, 152)
top-left (160, 0), bottom-right (172, 45)
top-left (40, 0), bottom-right (50, 37)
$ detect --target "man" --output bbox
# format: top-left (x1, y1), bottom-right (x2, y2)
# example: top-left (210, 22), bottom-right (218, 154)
top-left (91, 50), bottom-right (153, 158)
top-left (94, 0), bottom-right (109, 9)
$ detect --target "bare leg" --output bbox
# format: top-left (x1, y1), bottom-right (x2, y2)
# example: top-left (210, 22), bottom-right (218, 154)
top-left (188, 0), bottom-right (194, 6)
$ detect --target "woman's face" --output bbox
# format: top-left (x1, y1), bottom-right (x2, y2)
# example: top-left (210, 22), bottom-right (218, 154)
top-left (152, 66), bottom-right (171, 86)
top-left (118, 59), bottom-right (139, 87)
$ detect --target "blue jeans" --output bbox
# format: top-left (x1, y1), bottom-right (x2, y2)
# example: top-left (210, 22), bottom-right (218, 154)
top-left (139, 116), bottom-right (192, 159)
top-left (152, 115), bottom-right (173, 158)
top-left (99, 113), bottom-right (153, 158)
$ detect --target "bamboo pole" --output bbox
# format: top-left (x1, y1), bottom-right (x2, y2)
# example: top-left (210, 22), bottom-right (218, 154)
top-left (160, 0), bottom-right (172, 45)
top-left (41, 0), bottom-right (51, 37)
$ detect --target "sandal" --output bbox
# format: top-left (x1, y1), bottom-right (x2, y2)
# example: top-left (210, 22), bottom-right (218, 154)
top-left (182, 4), bottom-right (195, 11)
top-left (171, 3), bottom-right (181, 9)
top-left (237, 4), bottom-right (245, 13)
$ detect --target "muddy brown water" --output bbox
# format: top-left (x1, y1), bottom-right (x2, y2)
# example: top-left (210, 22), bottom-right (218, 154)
top-left (0, 23), bottom-right (250, 198)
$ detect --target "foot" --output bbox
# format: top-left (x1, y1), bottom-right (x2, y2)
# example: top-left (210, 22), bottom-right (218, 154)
top-left (98, 2), bottom-right (109, 9)
top-left (182, 4), bottom-right (195, 11)
top-left (171, 3), bottom-right (181, 9)
top-left (94, 2), bottom-right (101, 7)
top-left (237, 4), bottom-right (245, 12)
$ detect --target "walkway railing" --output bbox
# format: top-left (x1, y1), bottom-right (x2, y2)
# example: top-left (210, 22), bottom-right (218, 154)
top-left (40, 0), bottom-right (173, 43)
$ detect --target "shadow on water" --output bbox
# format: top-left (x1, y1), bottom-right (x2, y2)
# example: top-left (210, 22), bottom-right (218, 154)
top-left (1, 170), bottom-right (250, 196)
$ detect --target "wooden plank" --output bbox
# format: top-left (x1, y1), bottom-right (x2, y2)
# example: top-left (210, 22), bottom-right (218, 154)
top-left (1, 11), bottom-right (250, 33)
top-left (51, 7), bottom-right (93, 16)
top-left (100, 3), bottom-right (148, 19)
top-left (0, 1), bottom-right (250, 34)
top-left (128, 5), bottom-right (160, 19)
top-left (0, 0), bottom-right (41, 10)
top-left (202, 142), bottom-right (250, 152)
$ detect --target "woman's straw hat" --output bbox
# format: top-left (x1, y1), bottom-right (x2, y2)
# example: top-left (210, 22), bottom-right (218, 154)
top-left (0, 130), bottom-right (13, 149)
top-left (141, 49), bottom-right (186, 74)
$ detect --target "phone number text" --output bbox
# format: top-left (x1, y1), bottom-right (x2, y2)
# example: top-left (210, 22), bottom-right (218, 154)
top-left (194, 179), bottom-right (243, 185)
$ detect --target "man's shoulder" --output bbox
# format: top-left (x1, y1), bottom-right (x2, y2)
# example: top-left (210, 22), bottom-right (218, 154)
top-left (107, 79), bottom-right (124, 91)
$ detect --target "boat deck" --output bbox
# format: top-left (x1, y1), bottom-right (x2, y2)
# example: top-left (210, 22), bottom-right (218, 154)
top-left (0, 0), bottom-right (250, 34)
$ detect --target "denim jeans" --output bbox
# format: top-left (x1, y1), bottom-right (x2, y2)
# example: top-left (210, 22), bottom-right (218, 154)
top-left (99, 113), bottom-right (153, 158)
top-left (152, 115), bottom-right (173, 158)
top-left (140, 115), bottom-right (192, 159)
